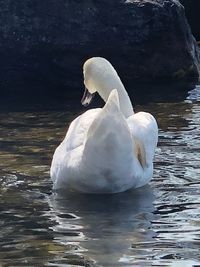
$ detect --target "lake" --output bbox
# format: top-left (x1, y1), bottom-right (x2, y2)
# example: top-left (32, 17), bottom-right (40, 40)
top-left (0, 83), bottom-right (200, 267)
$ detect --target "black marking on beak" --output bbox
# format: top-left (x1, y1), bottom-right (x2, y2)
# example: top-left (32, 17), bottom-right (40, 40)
top-left (81, 87), bottom-right (95, 106)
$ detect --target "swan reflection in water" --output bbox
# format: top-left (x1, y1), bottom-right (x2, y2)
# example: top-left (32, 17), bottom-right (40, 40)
top-left (48, 186), bottom-right (156, 266)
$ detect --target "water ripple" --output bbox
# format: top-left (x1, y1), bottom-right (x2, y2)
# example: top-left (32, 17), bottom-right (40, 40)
top-left (0, 85), bottom-right (200, 266)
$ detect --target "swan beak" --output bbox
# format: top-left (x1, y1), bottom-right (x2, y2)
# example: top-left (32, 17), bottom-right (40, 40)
top-left (81, 87), bottom-right (95, 106)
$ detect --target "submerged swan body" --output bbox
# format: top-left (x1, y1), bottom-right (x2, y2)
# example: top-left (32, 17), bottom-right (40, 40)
top-left (50, 57), bottom-right (158, 193)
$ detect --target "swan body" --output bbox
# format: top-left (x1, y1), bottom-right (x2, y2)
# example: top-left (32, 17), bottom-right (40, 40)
top-left (50, 57), bottom-right (158, 193)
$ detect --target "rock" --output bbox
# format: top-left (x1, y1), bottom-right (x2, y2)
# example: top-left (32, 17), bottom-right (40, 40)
top-left (0, 0), bottom-right (199, 100)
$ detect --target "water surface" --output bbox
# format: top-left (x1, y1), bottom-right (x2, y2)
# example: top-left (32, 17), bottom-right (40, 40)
top-left (0, 85), bottom-right (200, 267)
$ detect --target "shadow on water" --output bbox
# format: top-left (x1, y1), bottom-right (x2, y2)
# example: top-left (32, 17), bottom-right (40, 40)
top-left (48, 186), bottom-right (156, 267)
top-left (0, 80), bottom-right (197, 112)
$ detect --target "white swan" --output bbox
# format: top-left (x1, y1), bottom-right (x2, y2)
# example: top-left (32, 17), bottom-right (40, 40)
top-left (50, 57), bottom-right (158, 193)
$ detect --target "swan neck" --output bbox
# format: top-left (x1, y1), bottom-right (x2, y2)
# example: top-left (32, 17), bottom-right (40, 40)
top-left (100, 82), bottom-right (134, 118)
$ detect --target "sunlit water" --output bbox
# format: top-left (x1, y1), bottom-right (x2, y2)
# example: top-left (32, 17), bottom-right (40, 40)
top-left (0, 85), bottom-right (200, 267)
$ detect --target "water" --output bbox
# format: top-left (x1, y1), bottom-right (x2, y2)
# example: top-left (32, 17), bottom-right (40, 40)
top-left (0, 84), bottom-right (200, 267)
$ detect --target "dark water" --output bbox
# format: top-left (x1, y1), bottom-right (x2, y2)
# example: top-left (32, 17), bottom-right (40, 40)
top-left (0, 84), bottom-right (200, 267)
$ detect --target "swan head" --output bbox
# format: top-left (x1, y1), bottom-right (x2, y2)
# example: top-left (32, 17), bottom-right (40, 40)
top-left (81, 57), bottom-right (124, 106)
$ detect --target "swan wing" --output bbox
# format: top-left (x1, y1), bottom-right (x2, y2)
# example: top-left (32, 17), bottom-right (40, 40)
top-left (127, 112), bottom-right (158, 168)
top-left (62, 108), bottom-right (101, 152)
top-left (81, 90), bottom-right (136, 192)
top-left (50, 108), bottom-right (101, 181)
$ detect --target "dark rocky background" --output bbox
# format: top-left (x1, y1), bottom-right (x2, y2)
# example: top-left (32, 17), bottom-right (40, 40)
top-left (180, 0), bottom-right (200, 41)
top-left (0, 0), bottom-right (199, 106)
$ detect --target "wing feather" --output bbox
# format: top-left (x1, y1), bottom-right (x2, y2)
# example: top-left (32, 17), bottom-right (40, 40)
top-left (127, 112), bottom-right (158, 167)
